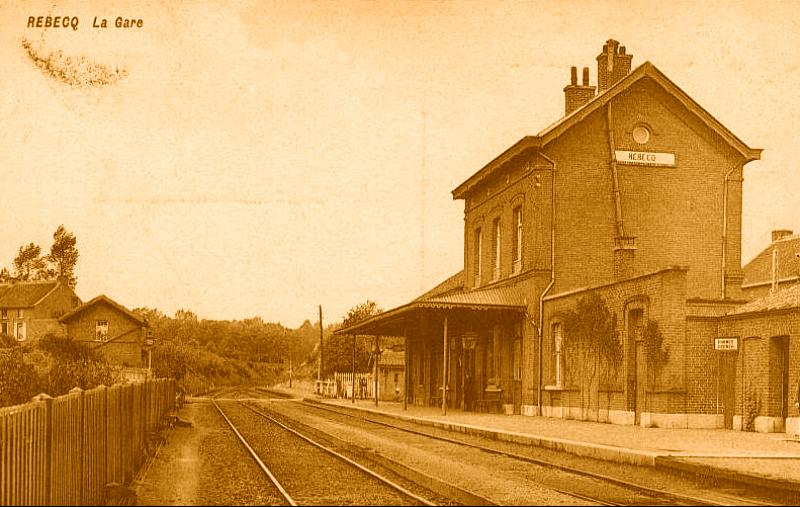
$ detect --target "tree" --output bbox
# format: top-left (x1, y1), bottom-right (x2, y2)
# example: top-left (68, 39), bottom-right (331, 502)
top-left (0, 268), bottom-right (11, 283)
top-left (324, 300), bottom-right (384, 376)
top-left (12, 242), bottom-right (48, 281)
top-left (342, 300), bottom-right (382, 328)
top-left (562, 292), bottom-right (622, 420)
top-left (47, 225), bottom-right (79, 288)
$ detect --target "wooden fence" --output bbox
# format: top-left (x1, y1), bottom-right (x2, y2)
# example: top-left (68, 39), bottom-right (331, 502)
top-left (0, 378), bottom-right (176, 506)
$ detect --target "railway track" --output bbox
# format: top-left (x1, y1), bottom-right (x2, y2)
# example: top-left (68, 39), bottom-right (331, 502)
top-left (264, 397), bottom-right (786, 506)
top-left (211, 397), bottom-right (441, 505)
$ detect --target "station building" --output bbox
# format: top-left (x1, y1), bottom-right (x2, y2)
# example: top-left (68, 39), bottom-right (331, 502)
top-left (336, 40), bottom-right (800, 435)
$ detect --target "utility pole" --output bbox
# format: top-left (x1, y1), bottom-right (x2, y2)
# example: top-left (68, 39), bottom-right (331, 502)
top-left (318, 305), bottom-right (324, 391)
top-left (374, 335), bottom-right (380, 407)
top-left (352, 333), bottom-right (356, 404)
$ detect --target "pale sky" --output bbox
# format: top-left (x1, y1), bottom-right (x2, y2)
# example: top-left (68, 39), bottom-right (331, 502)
top-left (1, 0), bottom-right (798, 327)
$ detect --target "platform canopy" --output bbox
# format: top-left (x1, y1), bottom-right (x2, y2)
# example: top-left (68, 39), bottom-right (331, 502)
top-left (333, 283), bottom-right (527, 336)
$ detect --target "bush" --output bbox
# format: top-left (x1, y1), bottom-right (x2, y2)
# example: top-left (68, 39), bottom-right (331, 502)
top-left (0, 348), bottom-right (42, 406)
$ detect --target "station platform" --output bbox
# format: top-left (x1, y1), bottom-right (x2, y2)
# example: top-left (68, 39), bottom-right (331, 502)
top-left (268, 385), bottom-right (800, 494)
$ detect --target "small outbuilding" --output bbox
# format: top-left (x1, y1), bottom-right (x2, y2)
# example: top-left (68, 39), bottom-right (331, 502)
top-left (58, 294), bottom-right (150, 368)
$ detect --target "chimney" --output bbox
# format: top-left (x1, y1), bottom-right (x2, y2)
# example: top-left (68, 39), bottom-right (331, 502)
top-left (772, 229), bottom-right (793, 242)
top-left (596, 39), bottom-right (633, 92)
top-left (563, 66), bottom-right (595, 115)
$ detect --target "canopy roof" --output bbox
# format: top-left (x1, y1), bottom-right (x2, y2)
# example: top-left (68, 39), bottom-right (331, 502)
top-left (334, 282), bottom-right (526, 336)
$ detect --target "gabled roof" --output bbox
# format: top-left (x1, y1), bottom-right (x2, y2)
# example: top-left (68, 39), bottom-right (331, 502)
top-left (0, 280), bottom-right (60, 308)
top-left (452, 61), bottom-right (762, 200)
top-left (742, 235), bottom-right (800, 287)
top-left (727, 283), bottom-right (800, 316)
top-left (58, 294), bottom-right (149, 326)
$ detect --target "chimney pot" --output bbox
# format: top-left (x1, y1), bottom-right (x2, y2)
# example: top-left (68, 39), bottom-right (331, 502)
top-left (772, 229), bottom-right (794, 242)
top-left (597, 39), bottom-right (633, 91)
top-left (570, 66), bottom-right (577, 85)
top-left (582, 67), bottom-right (589, 86)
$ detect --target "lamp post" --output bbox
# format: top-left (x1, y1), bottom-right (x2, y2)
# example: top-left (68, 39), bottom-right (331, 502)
top-left (144, 329), bottom-right (155, 379)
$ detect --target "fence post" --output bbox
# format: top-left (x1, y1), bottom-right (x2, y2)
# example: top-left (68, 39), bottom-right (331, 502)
top-left (75, 388), bottom-right (85, 505)
top-left (102, 386), bottom-right (108, 503)
top-left (43, 396), bottom-right (53, 506)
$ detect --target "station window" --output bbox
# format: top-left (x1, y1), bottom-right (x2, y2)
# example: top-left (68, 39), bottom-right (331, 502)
top-left (552, 322), bottom-right (564, 386)
top-left (473, 227), bottom-right (482, 287)
top-left (512, 206), bottom-right (523, 274)
top-left (491, 217), bottom-right (501, 281)
top-left (633, 124), bottom-right (651, 145)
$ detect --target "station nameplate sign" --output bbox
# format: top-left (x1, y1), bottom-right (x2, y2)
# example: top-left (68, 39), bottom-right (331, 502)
top-left (714, 337), bottom-right (738, 351)
top-left (615, 150), bottom-right (676, 167)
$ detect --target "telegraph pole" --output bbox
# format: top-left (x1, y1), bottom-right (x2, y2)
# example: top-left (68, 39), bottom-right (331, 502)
top-left (318, 305), bottom-right (324, 390)
top-left (374, 335), bottom-right (379, 407)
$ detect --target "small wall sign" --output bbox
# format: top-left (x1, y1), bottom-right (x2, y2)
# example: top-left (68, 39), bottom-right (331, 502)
top-left (714, 337), bottom-right (738, 351)
top-left (615, 150), bottom-right (676, 167)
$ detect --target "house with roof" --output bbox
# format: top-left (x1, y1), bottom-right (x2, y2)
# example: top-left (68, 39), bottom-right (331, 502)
top-left (741, 229), bottom-right (800, 299)
top-left (335, 39), bottom-right (797, 432)
top-left (0, 277), bottom-right (81, 342)
top-left (372, 345), bottom-right (406, 401)
top-left (59, 294), bottom-right (150, 368)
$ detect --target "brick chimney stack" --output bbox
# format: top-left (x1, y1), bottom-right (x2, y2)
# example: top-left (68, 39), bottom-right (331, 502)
top-left (596, 39), bottom-right (633, 92)
top-left (772, 229), bottom-right (794, 242)
top-left (563, 65), bottom-right (595, 115)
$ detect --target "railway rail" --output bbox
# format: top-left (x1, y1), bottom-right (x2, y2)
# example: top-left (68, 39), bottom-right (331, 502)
top-left (211, 395), bottom-right (442, 505)
top-left (261, 394), bottom-right (787, 507)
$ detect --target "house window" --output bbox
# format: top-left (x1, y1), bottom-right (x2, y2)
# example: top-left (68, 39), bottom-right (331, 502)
top-left (552, 322), bottom-right (564, 386)
top-left (473, 227), bottom-right (482, 287)
top-left (1, 310), bottom-right (7, 320)
top-left (394, 373), bottom-right (399, 384)
top-left (17, 309), bottom-right (23, 319)
top-left (96, 320), bottom-right (109, 342)
top-left (491, 217), bottom-right (501, 281)
top-left (512, 206), bottom-right (523, 274)
top-left (1, 322), bottom-right (7, 335)
top-left (15, 321), bottom-right (26, 342)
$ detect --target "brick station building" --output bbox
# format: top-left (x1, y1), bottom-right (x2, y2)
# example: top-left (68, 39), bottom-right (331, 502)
top-left (336, 40), bottom-right (800, 435)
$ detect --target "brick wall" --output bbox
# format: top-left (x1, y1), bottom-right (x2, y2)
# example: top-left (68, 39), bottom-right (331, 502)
top-left (540, 267), bottom-right (690, 418)
top-left (542, 77), bottom-right (745, 301)
top-left (719, 311), bottom-right (800, 422)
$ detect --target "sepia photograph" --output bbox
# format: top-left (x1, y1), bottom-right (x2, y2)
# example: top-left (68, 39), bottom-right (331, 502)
top-left (1, 0), bottom-right (800, 505)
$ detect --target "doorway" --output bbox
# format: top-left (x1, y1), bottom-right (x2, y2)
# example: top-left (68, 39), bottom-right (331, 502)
top-left (771, 336), bottom-right (790, 431)
top-left (627, 308), bottom-right (646, 424)
top-left (720, 351), bottom-right (738, 429)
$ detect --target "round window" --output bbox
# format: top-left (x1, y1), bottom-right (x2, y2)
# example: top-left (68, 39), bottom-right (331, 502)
top-left (633, 125), bottom-right (651, 145)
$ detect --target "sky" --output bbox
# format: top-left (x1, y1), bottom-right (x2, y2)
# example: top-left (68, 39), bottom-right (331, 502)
top-left (1, 0), bottom-right (799, 327)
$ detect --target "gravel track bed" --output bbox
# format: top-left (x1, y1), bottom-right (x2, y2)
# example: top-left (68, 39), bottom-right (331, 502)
top-left (254, 404), bottom-right (463, 506)
top-left (217, 401), bottom-right (421, 506)
top-left (288, 401), bottom-right (789, 506)
top-left (263, 400), bottom-right (594, 505)
top-left (136, 401), bottom-right (287, 506)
